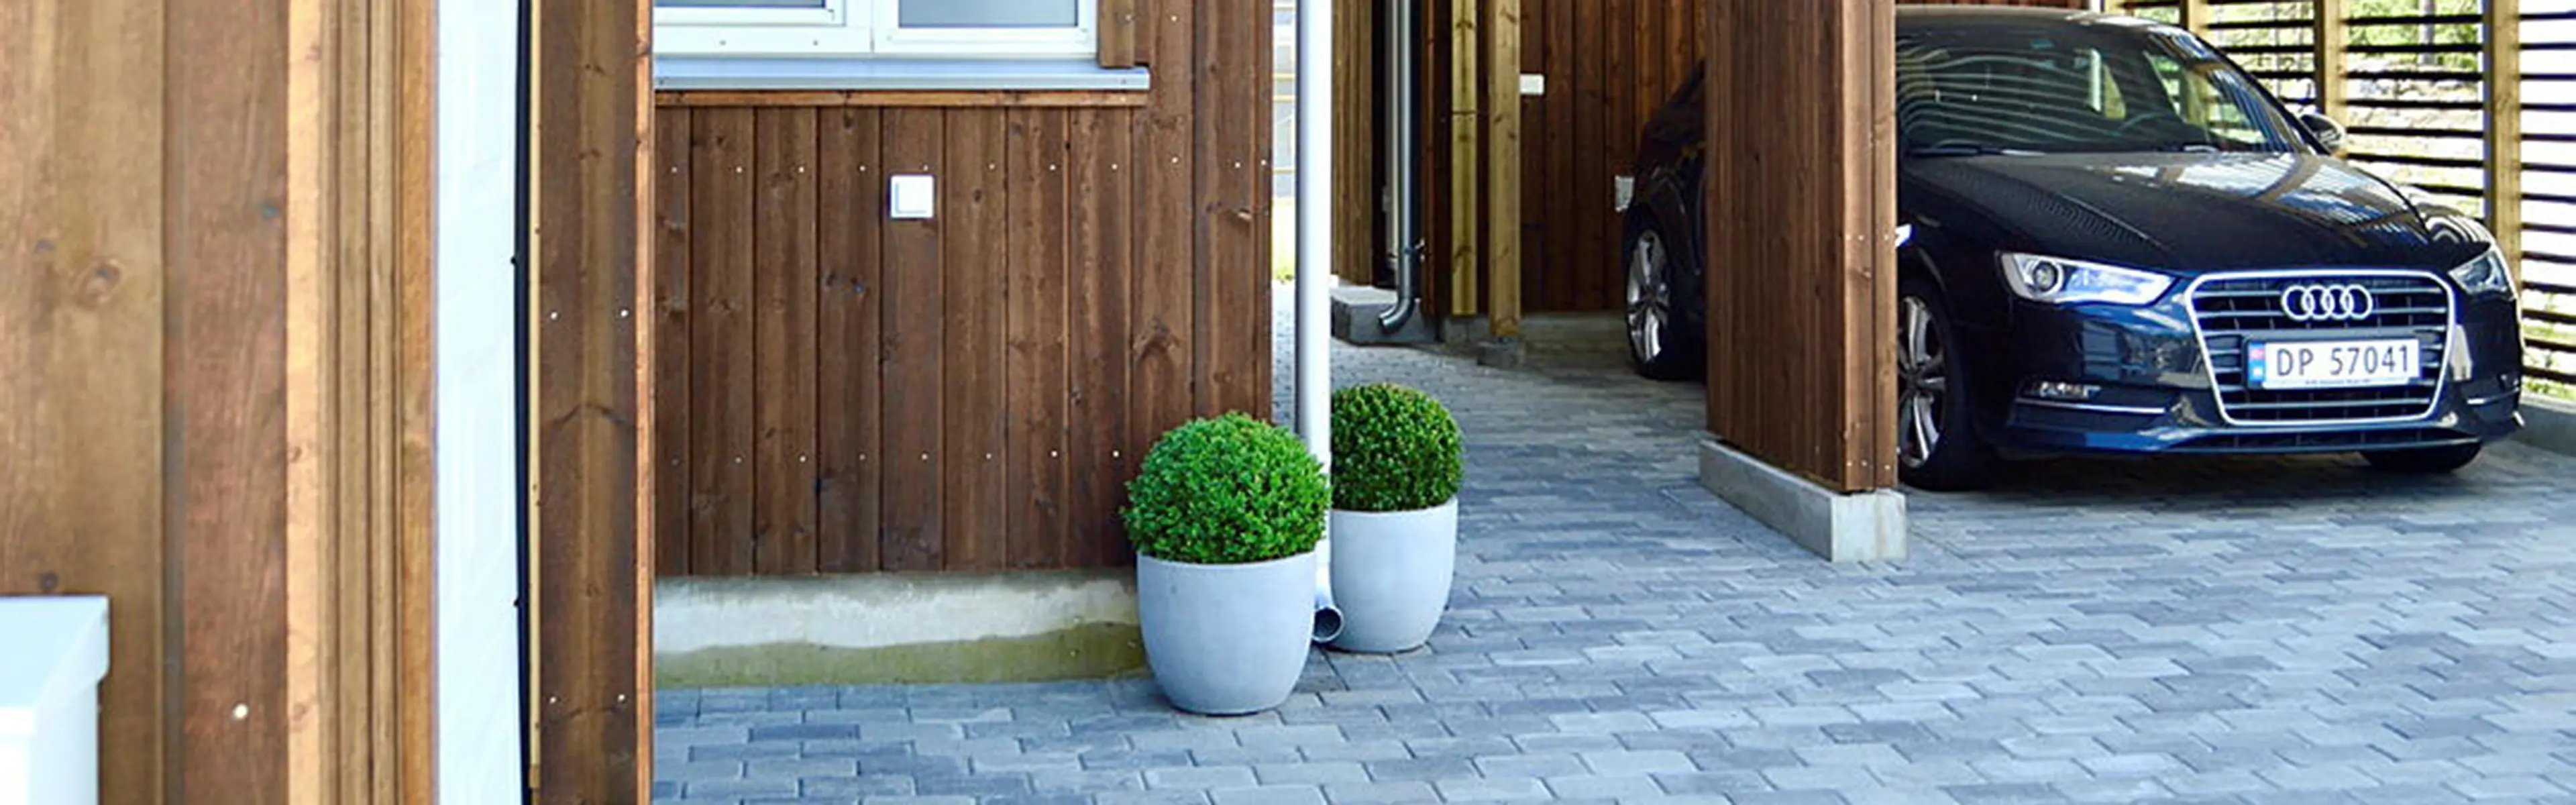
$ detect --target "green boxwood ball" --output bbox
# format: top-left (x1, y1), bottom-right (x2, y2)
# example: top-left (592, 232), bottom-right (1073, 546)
top-left (1330, 383), bottom-right (1462, 512)
top-left (1123, 413), bottom-right (1330, 565)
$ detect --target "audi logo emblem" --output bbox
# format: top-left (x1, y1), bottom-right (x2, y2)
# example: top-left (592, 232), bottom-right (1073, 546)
top-left (2279, 283), bottom-right (2376, 322)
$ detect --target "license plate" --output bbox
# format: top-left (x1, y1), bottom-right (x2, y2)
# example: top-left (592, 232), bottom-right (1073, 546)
top-left (2248, 338), bottom-right (2420, 390)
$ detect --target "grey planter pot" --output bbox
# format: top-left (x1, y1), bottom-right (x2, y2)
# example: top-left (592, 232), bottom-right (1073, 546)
top-left (1135, 550), bottom-right (1316, 715)
top-left (1326, 498), bottom-right (1459, 653)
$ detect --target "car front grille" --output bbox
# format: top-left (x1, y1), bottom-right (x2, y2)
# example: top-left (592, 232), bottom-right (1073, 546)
top-left (2186, 272), bottom-right (2453, 425)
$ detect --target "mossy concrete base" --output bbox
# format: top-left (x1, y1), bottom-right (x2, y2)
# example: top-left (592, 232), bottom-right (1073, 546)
top-left (656, 623), bottom-right (1145, 688)
top-left (656, 568), bottom-right (1143, 688)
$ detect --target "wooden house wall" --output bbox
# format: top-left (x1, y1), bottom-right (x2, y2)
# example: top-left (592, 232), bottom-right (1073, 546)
top-left (649, 2), bottom-right (1273, 577)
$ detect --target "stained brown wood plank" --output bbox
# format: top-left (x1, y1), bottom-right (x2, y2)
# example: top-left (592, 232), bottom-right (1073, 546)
top-left (529, 0), bottom-right (651, 795)
top-left (297, 0), bottom-right (380, 795)
top-left (1610, 0), bottom-right (1640, 315)
top-left (0, 0), bottom-right (170, 800)
top-left (1566, 0), bottom-right (1587, 313)
top-left (2314, 0), bottom-right (2347, 119)
top-left (631, 0), bottom-right (659, 782)
top-left (1332, 0), bottom-right (1377, 287)
top-left (1196, 0), bottom-right (1270, 417)
top-left (1067, 108), bottom-right (1135, 568)
top-left (880, 109), bottom-right (947, 572)
top-left (1847, 0), bottom-right (1898, 491)
top-left (753, 107), bottom-right (821, 576)
top-left (391, 0), bottom-right (439, 792)
top-left (1246, 2), bottom-right (1277, 422)
top-left (169, 0), bottom-right (293, 793)
top-left (1242, 4), bottom-right (1276, 421)
top-left (943, 109), bottom-right (1010, 571)
top-left (1538, 0), bottom-right (1567, 313)
top-left (1445, 0), bottom-right (1481, 318)
top-left (654, 107), bottom-right (695, 577)
top-left (1415, 4), bottom-right (1448, 318)
top-left (1007, 109), bottom-right (1073, 569)
top-left (688, 107), bottom-right (757, 576)
top-left (1517, 0), bottom-right (1546, 309)
top-left (656, 90), bottom-right (1149, 109)
top-left (1487, 0), bottom-right (1523, 337)
top-left (1129, 0), bottom-right (1195, 496)
top-left (1099, 0), bottom-right (1138, 69)
top-left (816, 107), bottom-right (885, 574)
top-left (2485, 0), bottom-right (2522, 270)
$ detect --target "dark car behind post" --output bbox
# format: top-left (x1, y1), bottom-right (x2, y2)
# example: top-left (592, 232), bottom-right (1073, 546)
top-left (1620, 7), bottom-right (2525, 490)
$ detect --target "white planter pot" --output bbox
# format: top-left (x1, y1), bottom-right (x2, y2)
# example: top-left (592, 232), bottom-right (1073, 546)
top-left (1326, 498), bottom-right (1459, 653)
top-left (1136, 551), bottom-right (1316, 715)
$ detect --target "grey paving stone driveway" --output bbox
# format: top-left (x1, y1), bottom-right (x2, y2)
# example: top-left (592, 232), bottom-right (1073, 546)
top-left (656, 288), bottom-right (2576, 804)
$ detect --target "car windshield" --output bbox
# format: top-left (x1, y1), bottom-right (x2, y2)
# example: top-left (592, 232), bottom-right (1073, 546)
top-left (1896, 21), bottom-right (2306, 156)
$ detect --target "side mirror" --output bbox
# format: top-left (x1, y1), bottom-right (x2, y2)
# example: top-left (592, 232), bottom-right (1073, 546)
top-left (2299, 111), bottom-right (2347, 155)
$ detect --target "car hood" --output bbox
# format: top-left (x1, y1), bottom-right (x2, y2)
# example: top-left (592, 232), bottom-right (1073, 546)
top-left (1901, 152), bottom-right (2491, 274)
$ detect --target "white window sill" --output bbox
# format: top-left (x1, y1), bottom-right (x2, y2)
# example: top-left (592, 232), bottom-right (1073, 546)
top-left (654, 56), bottom-right (1149, 93)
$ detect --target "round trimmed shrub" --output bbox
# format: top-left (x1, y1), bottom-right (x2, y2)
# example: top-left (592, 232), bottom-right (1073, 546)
top-left (1330, 383), bottom-right (1462, 512)
top-left (1124, 413), bottom-right (1330, 565)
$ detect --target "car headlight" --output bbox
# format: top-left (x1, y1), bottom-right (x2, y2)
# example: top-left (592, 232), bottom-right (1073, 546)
top-left (2449, 246), bottom-right (2516, 298)
top-left (1998, 253), bottom-right (2175, 306)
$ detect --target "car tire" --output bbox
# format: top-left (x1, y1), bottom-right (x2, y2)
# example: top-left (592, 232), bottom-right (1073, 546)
top-left (1896, 275), bottom-right (2001, 492)
top-left (2361, 443), bottom-right (2483, 474)
top-left (1623, 215), bottom-right (1703, 381)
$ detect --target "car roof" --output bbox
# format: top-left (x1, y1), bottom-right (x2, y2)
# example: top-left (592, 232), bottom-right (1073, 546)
top-left (1895, 5), bottom-right (2162, 30)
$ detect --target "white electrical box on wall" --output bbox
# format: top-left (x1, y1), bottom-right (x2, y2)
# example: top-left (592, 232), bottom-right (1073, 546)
top-left (890, 174), bottom-right (936, 219)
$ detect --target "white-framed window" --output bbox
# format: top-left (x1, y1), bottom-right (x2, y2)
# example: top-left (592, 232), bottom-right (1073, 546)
top-left (655, 0), bottom-right (1096, 60)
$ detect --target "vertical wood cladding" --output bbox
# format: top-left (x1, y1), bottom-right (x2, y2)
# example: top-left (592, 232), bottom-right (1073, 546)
top-left (653, 4), bottom-right (1269, 575)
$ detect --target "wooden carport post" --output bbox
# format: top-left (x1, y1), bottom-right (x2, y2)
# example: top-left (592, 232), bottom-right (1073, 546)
top-left (524, 0), bottom-right (657, 799)
top-left (1695, 0), bottom-right (1907, 561)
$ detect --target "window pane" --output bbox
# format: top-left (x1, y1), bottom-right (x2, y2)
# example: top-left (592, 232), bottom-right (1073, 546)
top-left (661, 0), bottom-right (826, 7)
top-left (898, 0), bottom-right (1078, 28)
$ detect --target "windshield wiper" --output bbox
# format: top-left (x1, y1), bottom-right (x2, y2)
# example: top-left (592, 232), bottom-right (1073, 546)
top-left (1909, 144), bottom-right (2045, 158)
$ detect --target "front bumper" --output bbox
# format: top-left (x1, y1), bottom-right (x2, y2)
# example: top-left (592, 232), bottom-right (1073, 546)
top-left (1959, 273), bottom-right (2526, 458)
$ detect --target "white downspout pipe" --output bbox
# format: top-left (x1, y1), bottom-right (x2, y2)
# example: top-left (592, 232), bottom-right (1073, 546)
top-left (1295, 0), bottom-right (1341, 643)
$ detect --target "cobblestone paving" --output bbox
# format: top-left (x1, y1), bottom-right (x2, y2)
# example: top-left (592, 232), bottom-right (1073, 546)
top-left (657, 286), bottom-right (2576, 804)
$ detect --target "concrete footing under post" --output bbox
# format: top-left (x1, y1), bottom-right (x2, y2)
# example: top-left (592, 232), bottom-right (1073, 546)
top-left (1697, 435), bottom-right (1907, 562)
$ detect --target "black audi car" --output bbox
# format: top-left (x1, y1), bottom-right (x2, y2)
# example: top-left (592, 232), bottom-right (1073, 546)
top-left (1620, 6), bottom-right (2526, 490)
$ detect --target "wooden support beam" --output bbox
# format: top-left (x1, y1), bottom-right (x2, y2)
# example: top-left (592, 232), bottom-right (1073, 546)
top-left (527, 0), bottom-right (655, 798)
top-left (2315, 0), bottom-right (2347, 118)
top-left (1704, 0), bottom-right (1898, 492)
top-left (1447, 0), bottom-right (1482, 318)
top-left (2180, 0), bottom-right (2210, 34)
top-left (2486, 0), bottom-right (2523, 272)
top-left (1485, 0), bottom-right (1523, 337)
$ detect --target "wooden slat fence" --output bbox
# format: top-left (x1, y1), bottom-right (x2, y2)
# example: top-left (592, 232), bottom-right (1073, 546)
top-left (2110, 0), bottom-right (2576, 394)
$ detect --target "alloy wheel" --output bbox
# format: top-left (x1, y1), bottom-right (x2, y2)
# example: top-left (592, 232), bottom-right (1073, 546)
top-left (1627, 229), bottom-right (1669, 364)
top-left (1897, 295), bottom-right (1949, 468)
